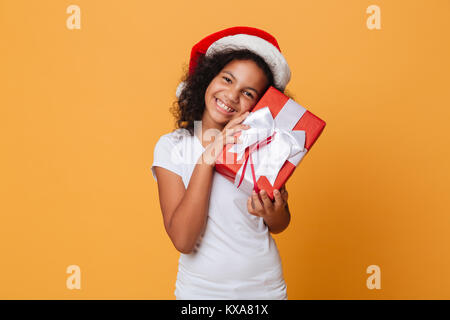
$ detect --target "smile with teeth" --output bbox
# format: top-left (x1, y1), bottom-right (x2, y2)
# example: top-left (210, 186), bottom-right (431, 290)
top-left (216, 98), bottom-right (236, 113)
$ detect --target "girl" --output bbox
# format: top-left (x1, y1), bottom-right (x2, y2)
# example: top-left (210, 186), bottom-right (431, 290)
top-left (151, 26), bottom-right (292, 300)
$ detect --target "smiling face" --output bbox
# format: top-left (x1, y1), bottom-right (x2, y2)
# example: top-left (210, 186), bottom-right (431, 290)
top-left (203, 59), bottom-right (269, 130)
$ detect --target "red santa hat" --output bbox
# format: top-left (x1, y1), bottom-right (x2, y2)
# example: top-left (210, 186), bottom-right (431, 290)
top-left (176, 26), bottom-right (291, 98)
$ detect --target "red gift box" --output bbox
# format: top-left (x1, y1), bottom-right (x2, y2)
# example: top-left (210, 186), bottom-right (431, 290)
top-left (215, 86), bottom-right (326, 200)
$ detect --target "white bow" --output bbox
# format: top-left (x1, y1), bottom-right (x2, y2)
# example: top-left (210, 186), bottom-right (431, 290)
top-left (228, 106), bottom-right (306, 193)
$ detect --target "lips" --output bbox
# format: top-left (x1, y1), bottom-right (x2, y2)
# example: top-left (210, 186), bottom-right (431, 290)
top-left (215, 98), bottom-right (236, 114)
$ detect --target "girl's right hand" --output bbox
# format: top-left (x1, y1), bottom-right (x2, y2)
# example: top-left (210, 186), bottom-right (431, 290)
top-left (202, 111), bottom-right (251, 166)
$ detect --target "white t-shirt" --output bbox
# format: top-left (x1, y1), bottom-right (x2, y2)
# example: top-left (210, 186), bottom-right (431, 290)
top-left (151, 128), bottom-right (287, 300)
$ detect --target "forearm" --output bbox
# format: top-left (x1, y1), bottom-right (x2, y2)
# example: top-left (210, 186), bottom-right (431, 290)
top-left (168, 156), bottom-right (214, 253)
top-left (263, 203), bottom-right (291, 234)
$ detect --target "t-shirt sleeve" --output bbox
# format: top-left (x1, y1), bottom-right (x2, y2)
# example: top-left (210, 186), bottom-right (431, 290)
top-left (151, 135), bottom-right (183, 181)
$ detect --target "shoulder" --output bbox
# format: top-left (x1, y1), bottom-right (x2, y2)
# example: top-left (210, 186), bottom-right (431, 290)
top-left (154, 128), bottom-right (195, 159)
top-left (157, 128), bottom-right (192, 146)
top-left (167, 128), bottom-right (193, 143)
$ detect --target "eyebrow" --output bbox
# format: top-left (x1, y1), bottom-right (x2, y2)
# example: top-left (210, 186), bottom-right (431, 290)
top-left (222, 71), bottom-right (260, 96)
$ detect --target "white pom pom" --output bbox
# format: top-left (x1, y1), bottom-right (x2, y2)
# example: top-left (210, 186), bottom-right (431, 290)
top-left (176, 81), bottom-right (186, 98)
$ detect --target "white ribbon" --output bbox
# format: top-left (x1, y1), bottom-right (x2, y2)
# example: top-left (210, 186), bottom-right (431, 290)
top-left (227, 106), bottom-right (306, 195)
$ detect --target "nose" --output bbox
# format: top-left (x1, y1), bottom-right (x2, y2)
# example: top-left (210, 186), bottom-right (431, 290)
top-left (224, 87), bottom-right (239, 105)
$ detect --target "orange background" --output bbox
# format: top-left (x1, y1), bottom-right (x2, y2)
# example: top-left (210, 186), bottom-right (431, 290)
top-left (1, 0), bottom-right (449, 299)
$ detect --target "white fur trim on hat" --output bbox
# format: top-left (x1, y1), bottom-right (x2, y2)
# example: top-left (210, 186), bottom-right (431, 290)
top-left (206, 34), bottom-right (291, 91)
top-left (176, 81), bottom-right (186, 98)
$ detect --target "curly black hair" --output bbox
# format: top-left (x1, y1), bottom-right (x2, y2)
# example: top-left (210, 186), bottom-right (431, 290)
top-left (170, 48), bottom-right (293, 135)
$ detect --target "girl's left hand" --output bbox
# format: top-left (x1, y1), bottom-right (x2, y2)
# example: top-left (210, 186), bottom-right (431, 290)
top-left (247, 185), bottom-right (288, 218)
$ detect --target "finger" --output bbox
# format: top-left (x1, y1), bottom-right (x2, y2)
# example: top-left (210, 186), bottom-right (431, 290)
top-left (247, 197), bottom-right (260, 217)
top-left (234, 111), bottom-right (251, 126)
top-left (222, 129), bottom-right (238, 146)
top-left (231, 125), bottom-right (251, 134)
top-left (223, 126), bottom-right (237, 136)
top-left (251, 190), bottom-right (264, 212)
top-left (226, 111), bottom-right (250, 129)
top-left (281, 189), bottom-right (288, 202)
top-left (259, 190), bottom-right (273, 210)
top-left (237, 123), bottom-right (251, 130)
top-left (239, 110), bottom-right (250, 119)
top-left (225, 133), bottom-right (242, 145)
top-left (280, 185), bottom-right (288, 200)
top-left (224, 126), bottom-right (245, 138)
top-left (273, 189), bottom-right (285, 209)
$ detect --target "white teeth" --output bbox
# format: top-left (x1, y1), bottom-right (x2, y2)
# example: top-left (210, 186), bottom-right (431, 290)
top-left (216, 99), bottom-right (235, 113)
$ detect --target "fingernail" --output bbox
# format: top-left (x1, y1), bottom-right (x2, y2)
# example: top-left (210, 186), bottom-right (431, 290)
top-left (274, 189), bottom-right (279, 194)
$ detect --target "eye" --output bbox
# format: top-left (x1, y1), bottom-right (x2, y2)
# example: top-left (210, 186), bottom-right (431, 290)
top-left (222, 76), bottom-right (231, 83)
top-left (243, 91), bottom-right (254, 99)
